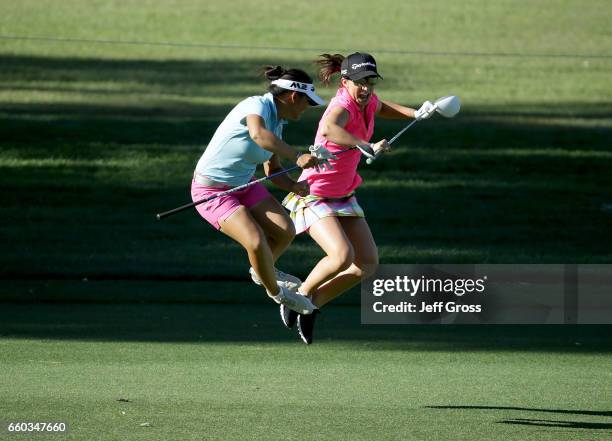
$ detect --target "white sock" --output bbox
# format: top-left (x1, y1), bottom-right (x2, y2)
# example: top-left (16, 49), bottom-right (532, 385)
top-left (267, 288), bottom-right (283, 302)
top-left (297, 290), bottom-right (313, 299)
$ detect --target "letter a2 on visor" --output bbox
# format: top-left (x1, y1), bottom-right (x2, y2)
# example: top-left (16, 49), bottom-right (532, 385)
top-left (270, 79), bottom-right (326, 106)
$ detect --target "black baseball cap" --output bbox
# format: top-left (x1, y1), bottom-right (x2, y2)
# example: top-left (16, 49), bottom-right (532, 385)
top-left (340, 52), bottom-right (383, 81)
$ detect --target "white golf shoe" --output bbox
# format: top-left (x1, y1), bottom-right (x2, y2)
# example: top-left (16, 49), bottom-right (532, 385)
top-left (269, 286), bottom-right (316, 315)
top-left (249, 267), bottom-right (302, 291)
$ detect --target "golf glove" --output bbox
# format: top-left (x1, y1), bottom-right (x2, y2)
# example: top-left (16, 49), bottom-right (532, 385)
top-left (414, 100), bottom-right (436, 120)
top-left (309, 144), bottom-right (337, 171)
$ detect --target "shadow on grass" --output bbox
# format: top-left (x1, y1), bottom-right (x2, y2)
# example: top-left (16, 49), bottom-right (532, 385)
top-left (0, 54), bottom-right (262, 96)
top-left (2, 53), bottom-right (611, 150)
top-left (0, 303), bottom-right (611, 350)
top-left (427, 406), bottom-right (612, 432)
top-left (426, 405), bottom-right (612, 418)
top-left (498, 418), bottom-right (612, 430)
top-left (2, 99), bottom-right (611, 151)
top-left (1, 53), bottom-right (612, 283)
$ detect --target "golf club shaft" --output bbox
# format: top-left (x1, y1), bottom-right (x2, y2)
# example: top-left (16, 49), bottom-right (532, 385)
top-left (365, 119), bottom-right (418, 165)
top-left (388, 119), bottom-right (419, 145)
top-left (366, 102), bottom-right (441, 165)
top-left (156, 165), bottom-right (300, 220)
top-left (156, 147), bottom-right (356, 220)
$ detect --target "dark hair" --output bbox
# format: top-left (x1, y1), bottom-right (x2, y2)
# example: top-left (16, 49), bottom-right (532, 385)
top-left (315, 54), bottom-right (345, 85)
top-left (262, 65), bottom-right (314, 98)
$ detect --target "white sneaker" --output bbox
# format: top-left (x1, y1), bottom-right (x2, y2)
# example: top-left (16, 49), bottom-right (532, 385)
top-left (269, 286), bottom-right (315, 315)
top-left (249, 267), bottom-right (302, 291)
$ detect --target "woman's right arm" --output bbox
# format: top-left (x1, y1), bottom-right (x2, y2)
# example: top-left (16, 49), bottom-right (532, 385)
top-left (246, 114), bottom-right (317, 168)
top-left (319, 107), bottom-right (389, 153)
top-left (319, 107), bottom-right (365, 147)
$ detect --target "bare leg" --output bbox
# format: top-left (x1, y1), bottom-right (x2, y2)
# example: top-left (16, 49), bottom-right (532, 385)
top-left (299, 216), bottom-right (355, 296)
top-left (248, 196), bottom-right (296, 262)
top-left (219, 206), bottom-right (278, 295)
top-left (310, 217), bottom-right (378, 308)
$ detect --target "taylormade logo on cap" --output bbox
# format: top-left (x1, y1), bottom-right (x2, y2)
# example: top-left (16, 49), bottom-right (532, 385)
top-left (351, 62), bottom-right (376, 69)
top-left (341, 52), bottom-right (383, 81)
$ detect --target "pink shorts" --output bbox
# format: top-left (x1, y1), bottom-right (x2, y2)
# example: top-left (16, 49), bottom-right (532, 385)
top-left (191, 179), bottom-right (271, 230)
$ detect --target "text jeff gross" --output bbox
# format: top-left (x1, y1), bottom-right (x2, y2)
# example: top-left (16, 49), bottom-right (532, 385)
top-left (372, 301), bottom-right (482, 313)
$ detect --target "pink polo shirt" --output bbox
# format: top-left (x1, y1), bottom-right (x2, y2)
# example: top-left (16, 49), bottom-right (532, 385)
top-left (299, 87), bottom-right (379, 198)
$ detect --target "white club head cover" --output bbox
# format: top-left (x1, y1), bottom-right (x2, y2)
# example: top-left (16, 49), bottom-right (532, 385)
top-left (414, 100), bottom-right (436, 120)
top-left (434, 95), bottom-right (461, 118)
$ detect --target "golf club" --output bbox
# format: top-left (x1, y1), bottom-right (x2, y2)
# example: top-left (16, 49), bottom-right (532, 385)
top-left (158, 96), bottom-right (461, 219)
top-left (366, 95), bottom-right (461, 165)
top-left (156, 146), bottom-right (356, 220)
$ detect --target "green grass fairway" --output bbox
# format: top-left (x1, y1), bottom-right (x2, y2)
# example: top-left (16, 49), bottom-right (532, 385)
top-left (1, 0), bottom-right (611, 440)
top-left (1, 304), bottom-right (611, 441)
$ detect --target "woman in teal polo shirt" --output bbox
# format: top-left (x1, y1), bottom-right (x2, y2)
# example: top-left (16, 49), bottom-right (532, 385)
top-left (192, 65), bottom-right (329, 315)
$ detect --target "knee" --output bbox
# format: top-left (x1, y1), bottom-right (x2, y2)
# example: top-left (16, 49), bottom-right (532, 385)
top-left (329, 244), bottom-right (354, 272)
top-left (244, 230), bottom-right (267, 254)
top-left (267, 220), bottom-right (295, 247)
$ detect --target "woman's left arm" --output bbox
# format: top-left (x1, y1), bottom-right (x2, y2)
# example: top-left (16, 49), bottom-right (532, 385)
top-left (263, 154), bottom-right (309, 196)
top-left (376, 100), bottom-right (417, 120)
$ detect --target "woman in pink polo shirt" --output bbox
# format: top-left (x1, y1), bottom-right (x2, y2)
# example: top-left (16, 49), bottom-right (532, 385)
top-left (282, 52), bottom-right (436, 343)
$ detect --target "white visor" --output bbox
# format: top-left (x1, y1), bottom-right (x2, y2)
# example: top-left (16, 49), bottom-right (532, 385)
top-left (270, 79), bottom-right (325, 106)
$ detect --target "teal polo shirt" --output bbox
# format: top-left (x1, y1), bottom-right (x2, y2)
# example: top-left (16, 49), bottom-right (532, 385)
top-left (195, 93), bottom-right (287, 186)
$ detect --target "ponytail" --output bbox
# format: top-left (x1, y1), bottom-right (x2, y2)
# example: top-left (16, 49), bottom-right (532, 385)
top-left (315, 53), bottom-right (344, 85)
top-left (262, 65), bottom-right (286, 81)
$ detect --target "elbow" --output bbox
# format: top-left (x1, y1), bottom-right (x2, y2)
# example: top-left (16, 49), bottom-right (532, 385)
top-left (250, 129), bottom-right (270, 149)
top-left (320, 122), bottom-right (333, 139)
top-left (250, 129), bottom-right (263, 144)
